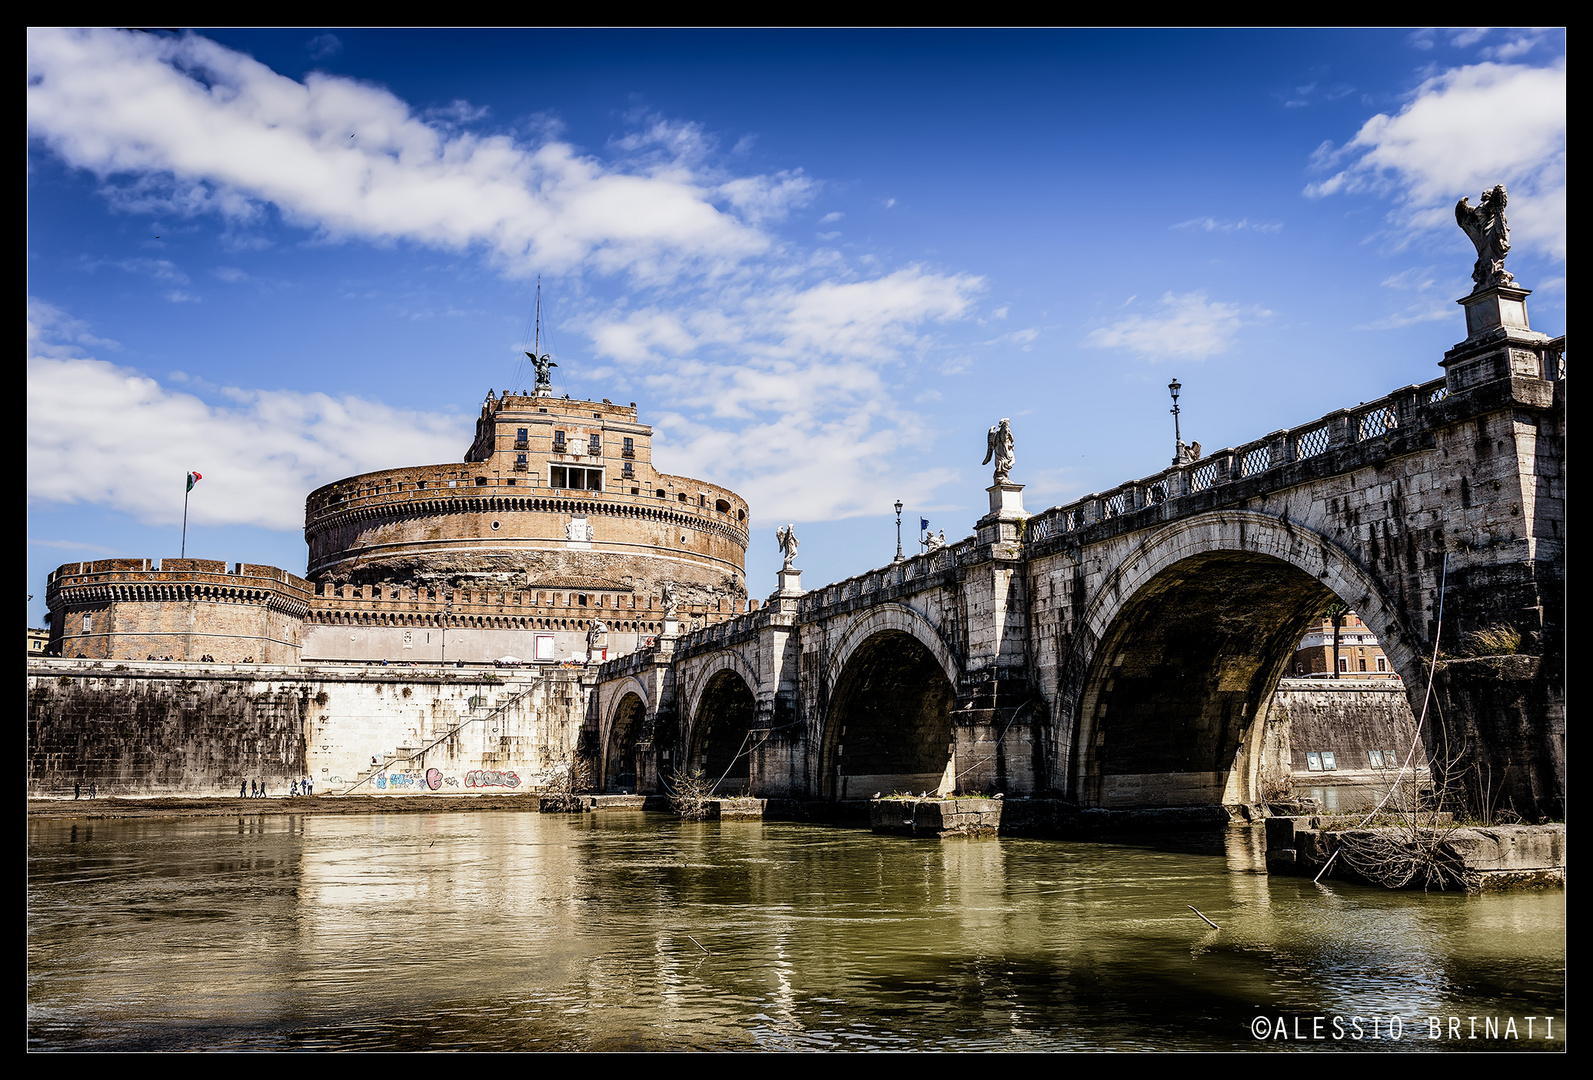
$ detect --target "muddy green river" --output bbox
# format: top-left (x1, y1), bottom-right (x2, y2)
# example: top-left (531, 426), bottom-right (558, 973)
top-left (28, 810), bottom-right (1565, 1051)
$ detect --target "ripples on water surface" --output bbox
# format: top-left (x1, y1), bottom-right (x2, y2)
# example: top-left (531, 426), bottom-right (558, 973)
top-left (28, 811), bottom-right (1564, 1051)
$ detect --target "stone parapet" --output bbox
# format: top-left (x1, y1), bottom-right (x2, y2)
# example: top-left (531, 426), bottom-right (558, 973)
top-left (1021, 371), bottom-right (1557, 557)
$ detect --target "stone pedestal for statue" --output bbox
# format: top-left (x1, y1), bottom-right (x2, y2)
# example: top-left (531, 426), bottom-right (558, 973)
top-left (662, 616), bottom-right (680, 637)
top-left (1460, 282), bottom-right (1533, 339)
top-left (776, 568), bottom-right (803, 596)
top-left (976, 483), bottom-right (1027, 548)
top-left (1442, 283), bottom-right (1554, 393)
top-left (987, 482), bottom-right (1026, 519)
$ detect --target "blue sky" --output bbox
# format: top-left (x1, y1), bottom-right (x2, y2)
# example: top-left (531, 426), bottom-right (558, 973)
top-left (27, 28), bottom-right (1566, 626)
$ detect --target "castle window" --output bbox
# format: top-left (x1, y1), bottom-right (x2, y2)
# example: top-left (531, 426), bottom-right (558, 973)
top-left (553, 431), bottom-right (566, 451)
top-left (656, 489), bottom-right (666, 498)
top-left (715, 499), bottom-right (730, 514)
top-left (82, 613), bottom-right (91, 632)
top-left (475, 477), bottom-right (488, 486)
top-left (515, 428), bottom-right (528, 449)
top-left (515, 453), bottom-right (528, 471)
top-left (550, 466), bottom-right (603, 490)
top-left (622, 461), bottom-right (634, 478)
top-left (589, 433), bottom-right (601, 454)
top-left (678, 493), bottom-right (687, 503)
top-left (622, 437), bottom-right (635, 458)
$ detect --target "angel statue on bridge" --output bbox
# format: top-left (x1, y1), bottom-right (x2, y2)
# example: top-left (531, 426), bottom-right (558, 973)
top-left (777, 524), bottom-right (800, 570)
top-left (1455, 184), bottom-right (1514, 292)
top-left (982, 418), bottom-right (1015, 485)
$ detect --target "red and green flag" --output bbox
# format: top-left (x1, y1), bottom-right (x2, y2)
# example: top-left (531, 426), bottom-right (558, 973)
top-left (186, 471), bottom-right (203, 492)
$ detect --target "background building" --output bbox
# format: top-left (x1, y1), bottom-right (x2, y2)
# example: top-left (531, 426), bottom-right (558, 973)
top-left (1288, 610), bottom-right (1399, 679)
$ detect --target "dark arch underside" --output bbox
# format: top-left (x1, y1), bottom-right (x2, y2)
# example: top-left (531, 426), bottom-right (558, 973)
top-left (826, 630), bottom-right (956, 799)
top-left (607, 692), bottom-right (646, 792)
top-left (691, 670), bottom-right (757, 793)
top-left (1076, 551), bottom-right (1338, 809)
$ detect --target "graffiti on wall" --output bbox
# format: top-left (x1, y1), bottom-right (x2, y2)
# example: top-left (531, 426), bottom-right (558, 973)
top-left (367, 765), bottom-right (510, 791)
top-left (465, 770), bottom-right (521, 789)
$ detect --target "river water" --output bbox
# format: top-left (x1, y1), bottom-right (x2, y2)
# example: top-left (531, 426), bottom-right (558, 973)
top-left (28, 810), bottom-right (1564, 1051)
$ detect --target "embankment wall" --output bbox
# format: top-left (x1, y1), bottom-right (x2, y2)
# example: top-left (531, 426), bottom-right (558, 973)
top-left (27, 659), bottom-right (592, 798)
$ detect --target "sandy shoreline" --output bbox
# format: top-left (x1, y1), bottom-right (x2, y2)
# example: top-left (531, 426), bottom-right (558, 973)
top-left (26, 793), bottom-right (562, 820)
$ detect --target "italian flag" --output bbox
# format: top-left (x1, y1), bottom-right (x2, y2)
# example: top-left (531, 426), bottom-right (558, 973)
top-left (186, 471), bottom-right (203, 492)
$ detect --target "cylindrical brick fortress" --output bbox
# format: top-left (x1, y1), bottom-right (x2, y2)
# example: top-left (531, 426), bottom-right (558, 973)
top-left (304, 393), bottom-right (750, 610)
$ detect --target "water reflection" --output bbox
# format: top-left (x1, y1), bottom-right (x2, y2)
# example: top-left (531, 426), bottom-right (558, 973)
top-left (29, 811), bottom-right (1564, 1051)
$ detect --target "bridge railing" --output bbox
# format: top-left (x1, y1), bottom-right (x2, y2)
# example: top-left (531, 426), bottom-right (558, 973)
top-left (1026, 375), bottom-right (1454, 544)
top-left (797, 534), bottom-right (978, 616)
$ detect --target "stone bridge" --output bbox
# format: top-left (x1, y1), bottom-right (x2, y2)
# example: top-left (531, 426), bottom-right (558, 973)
top-left (593, 286), bottom-right (1565, 819)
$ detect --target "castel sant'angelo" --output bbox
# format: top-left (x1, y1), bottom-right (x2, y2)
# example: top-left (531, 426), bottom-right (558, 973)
top-left (46, 377), bottom-right (752, 666)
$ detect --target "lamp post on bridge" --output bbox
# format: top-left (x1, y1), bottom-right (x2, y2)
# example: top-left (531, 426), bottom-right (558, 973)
top-left (1168, 378), bottom-right (1183, 466)
top-left (894, 499), bottom-right (904, 562)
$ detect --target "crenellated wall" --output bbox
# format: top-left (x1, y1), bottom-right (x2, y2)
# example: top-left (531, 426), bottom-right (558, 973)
top-left (46, 560), bottom-right (312, 664)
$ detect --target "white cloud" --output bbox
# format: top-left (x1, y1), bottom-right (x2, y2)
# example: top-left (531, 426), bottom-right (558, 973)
top-left (26, 28), bottom-right (777, 281)
top-left (305, 32), bottom-right (341, 60)
top-left (1354, 303), bottom-right (1455, 331)
top-left (1082, 292), bottom-right (1264, 361)
top-left (28, 337), bottom-right (469, 532)
top-left (1171, 216), bottom-right (1283, 234)
top-left (28, 297), bottom-right (120, 356)
top-left (582, 267), bottom-right (983, 521)
top-left (26, 29), bottom-right (990, 528)
top-left (1305, 59), bottom-right (1565, 260)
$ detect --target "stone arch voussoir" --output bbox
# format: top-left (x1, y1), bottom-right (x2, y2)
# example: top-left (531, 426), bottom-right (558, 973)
top-left (680, 647), bottom-right (761, 757)
top-left (1075, 511), bottom-right (1419, 687)
top-left (824, 602), bottom-right (961, 700)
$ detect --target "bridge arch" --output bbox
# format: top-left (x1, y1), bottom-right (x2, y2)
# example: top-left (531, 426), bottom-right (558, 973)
top-left (602, 677), bottom-right (650, 793)
top-left (683, 657), bottom-right (759, 794)
top-left (821, 604), bottom-right (963, 800)
top-left (1059, 510), bottom-right (1424, 810)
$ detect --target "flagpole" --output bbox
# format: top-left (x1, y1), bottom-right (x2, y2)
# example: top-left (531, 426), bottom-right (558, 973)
top-left (182, 483), bottom-right (190, 558)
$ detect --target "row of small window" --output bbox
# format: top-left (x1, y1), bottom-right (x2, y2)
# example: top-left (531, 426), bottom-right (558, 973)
top-left (516, 429), bottom-right (635, 457)
top-left (1303, 750), bottom-right (1401, 771)
top-left (544, 465), bottom-right (627, 487)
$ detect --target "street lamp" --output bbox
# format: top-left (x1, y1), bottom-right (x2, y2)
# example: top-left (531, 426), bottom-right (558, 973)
top-left (1168, 378), bottom-right (1183, 465)
top-left (894, 499), bottom-right (904, 562)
